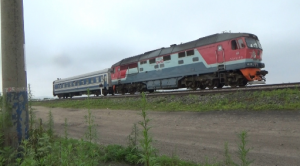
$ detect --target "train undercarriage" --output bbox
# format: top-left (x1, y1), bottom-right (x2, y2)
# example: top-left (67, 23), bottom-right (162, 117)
top-left (114, 69), bottom-right (268, 94)
top-left (56, 87), bottom-right (114, 99)
top-left (56, 69), bottom-right (268, 98)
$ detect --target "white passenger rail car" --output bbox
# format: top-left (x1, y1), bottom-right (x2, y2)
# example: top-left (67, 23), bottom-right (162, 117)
top-left (53, 68), bottom-right (114, 99)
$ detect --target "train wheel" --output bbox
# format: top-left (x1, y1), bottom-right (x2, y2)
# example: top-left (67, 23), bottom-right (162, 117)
top-left (190, 81), bottom-right (198, 91)
top-left (208, 80), bottom-right (218, 89)
top-left (129, 88), bottom-right (136, 95)
top-left (217, 83), bottom-right (224, 89)
top-left (148, 90), bottom-right (154, 93)
top-left (238, 78), bottom-right (248, 87)
top-left (199, 85), bottom-right (205, 90)
top-left (229, 82), bottom-right (238, 88)
top-left (103, 89), bottom-right (108, 96)
top-left (121, 89), bottom-right (126, 95)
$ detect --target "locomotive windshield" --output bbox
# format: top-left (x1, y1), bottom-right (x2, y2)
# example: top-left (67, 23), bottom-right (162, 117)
top-left (245, 37), bottom-right (262, 49)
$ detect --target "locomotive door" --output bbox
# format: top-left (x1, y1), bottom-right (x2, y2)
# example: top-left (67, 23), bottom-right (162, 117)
top-left (216, 45), bottom-right (225, 70)
top-left (115, 66), bottom-right (121, 84)
top-left (216, 45), bottom-right (224, 63)
top-left (116, 67), bottom-right (121, 79)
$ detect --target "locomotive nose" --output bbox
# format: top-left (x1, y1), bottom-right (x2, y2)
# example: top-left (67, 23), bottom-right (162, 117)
top-left (240, 68), bottom-right (268, 84)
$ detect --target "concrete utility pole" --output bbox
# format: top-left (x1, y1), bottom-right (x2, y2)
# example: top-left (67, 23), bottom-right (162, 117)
top-left (1, 0), bottom-right (28, 147)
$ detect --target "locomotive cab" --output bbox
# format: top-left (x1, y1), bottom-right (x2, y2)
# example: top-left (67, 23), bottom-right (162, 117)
top-left (239, 35), bottom-right (268, 84)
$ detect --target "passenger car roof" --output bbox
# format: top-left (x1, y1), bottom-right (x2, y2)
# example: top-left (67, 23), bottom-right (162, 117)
top-left (54, 68), bottom-right (110, 84)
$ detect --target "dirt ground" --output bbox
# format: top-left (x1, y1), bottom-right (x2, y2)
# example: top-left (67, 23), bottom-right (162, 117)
top-left (33, 106), bottom-right (300, 166)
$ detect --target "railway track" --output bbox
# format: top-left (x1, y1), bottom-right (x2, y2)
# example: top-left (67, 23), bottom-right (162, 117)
top-left (42, 82), bottom-right (300, 102)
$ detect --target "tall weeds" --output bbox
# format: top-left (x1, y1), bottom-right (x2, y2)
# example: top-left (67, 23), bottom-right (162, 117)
top-left (128, 123), bottom-right (139, 149)
top-left (224, 142), bottom-right (236, 166)
top-left (47, 110), bottom-right (54, 140)
top-left (84, 89), bottom-right (98, 143)
top-left (237, 131), bottom-right (253, 166)
top-left (138, 92), bottom-right (157, 166)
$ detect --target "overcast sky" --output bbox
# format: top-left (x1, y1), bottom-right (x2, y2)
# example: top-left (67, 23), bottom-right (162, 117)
top-left (1, 0), bottom-right (300, 98)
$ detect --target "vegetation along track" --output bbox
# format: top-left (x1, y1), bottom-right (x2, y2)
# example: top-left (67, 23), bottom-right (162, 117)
top-left (46, 82), bottom-right (300, 101)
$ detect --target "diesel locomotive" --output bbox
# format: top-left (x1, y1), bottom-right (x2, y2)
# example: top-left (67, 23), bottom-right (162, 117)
top-left (111, 32), bottom-right (268, 94)
top-left (53, 32), bottom-right (268, 98)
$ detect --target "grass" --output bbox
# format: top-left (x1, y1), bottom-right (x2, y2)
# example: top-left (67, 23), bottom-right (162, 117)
top-left (35, 88), bottom-right (300, 112)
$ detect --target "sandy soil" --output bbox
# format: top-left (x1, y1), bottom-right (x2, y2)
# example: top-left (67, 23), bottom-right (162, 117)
top-left (33, 106), bottom-right (300, 166)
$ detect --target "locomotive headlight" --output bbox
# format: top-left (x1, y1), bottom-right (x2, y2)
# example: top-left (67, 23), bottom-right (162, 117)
top-left (247, 63), bottom-right (253, 66)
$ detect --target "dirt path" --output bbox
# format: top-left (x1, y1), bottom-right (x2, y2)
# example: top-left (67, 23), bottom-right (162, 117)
top-left (34, 106), bottom-right (300, 166)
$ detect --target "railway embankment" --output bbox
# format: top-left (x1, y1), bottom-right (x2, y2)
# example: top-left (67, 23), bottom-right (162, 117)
top-left (35, 88), bottom-right (300, 112)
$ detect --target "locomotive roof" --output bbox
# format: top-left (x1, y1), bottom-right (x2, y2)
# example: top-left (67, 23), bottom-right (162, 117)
top-left (111, 32), bottom-right (257, 67)
top-left (54, 68), bottom-right (110, 84)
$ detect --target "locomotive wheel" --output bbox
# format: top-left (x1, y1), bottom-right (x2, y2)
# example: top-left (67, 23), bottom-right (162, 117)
top-left (217, 83), bottom-right (224, 89)
top-left (121, 89), bottom-right (126, 95)
top-left (238, 79), bottom-right (248, 87)
top-left (103, 90), bottom-right (108, 96)
top-left (229, 82), bottom-right (238, 88)
top-left (199, 85), bottom-right (206, 90)
top-left (148, 90), bottom-right (154, 93)
top-left (129, 88), bottom-right (136, 95)
top-left (190, 81), bottom-right (198, 91)
top-left (208, 80), bottom-right (218, 89)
